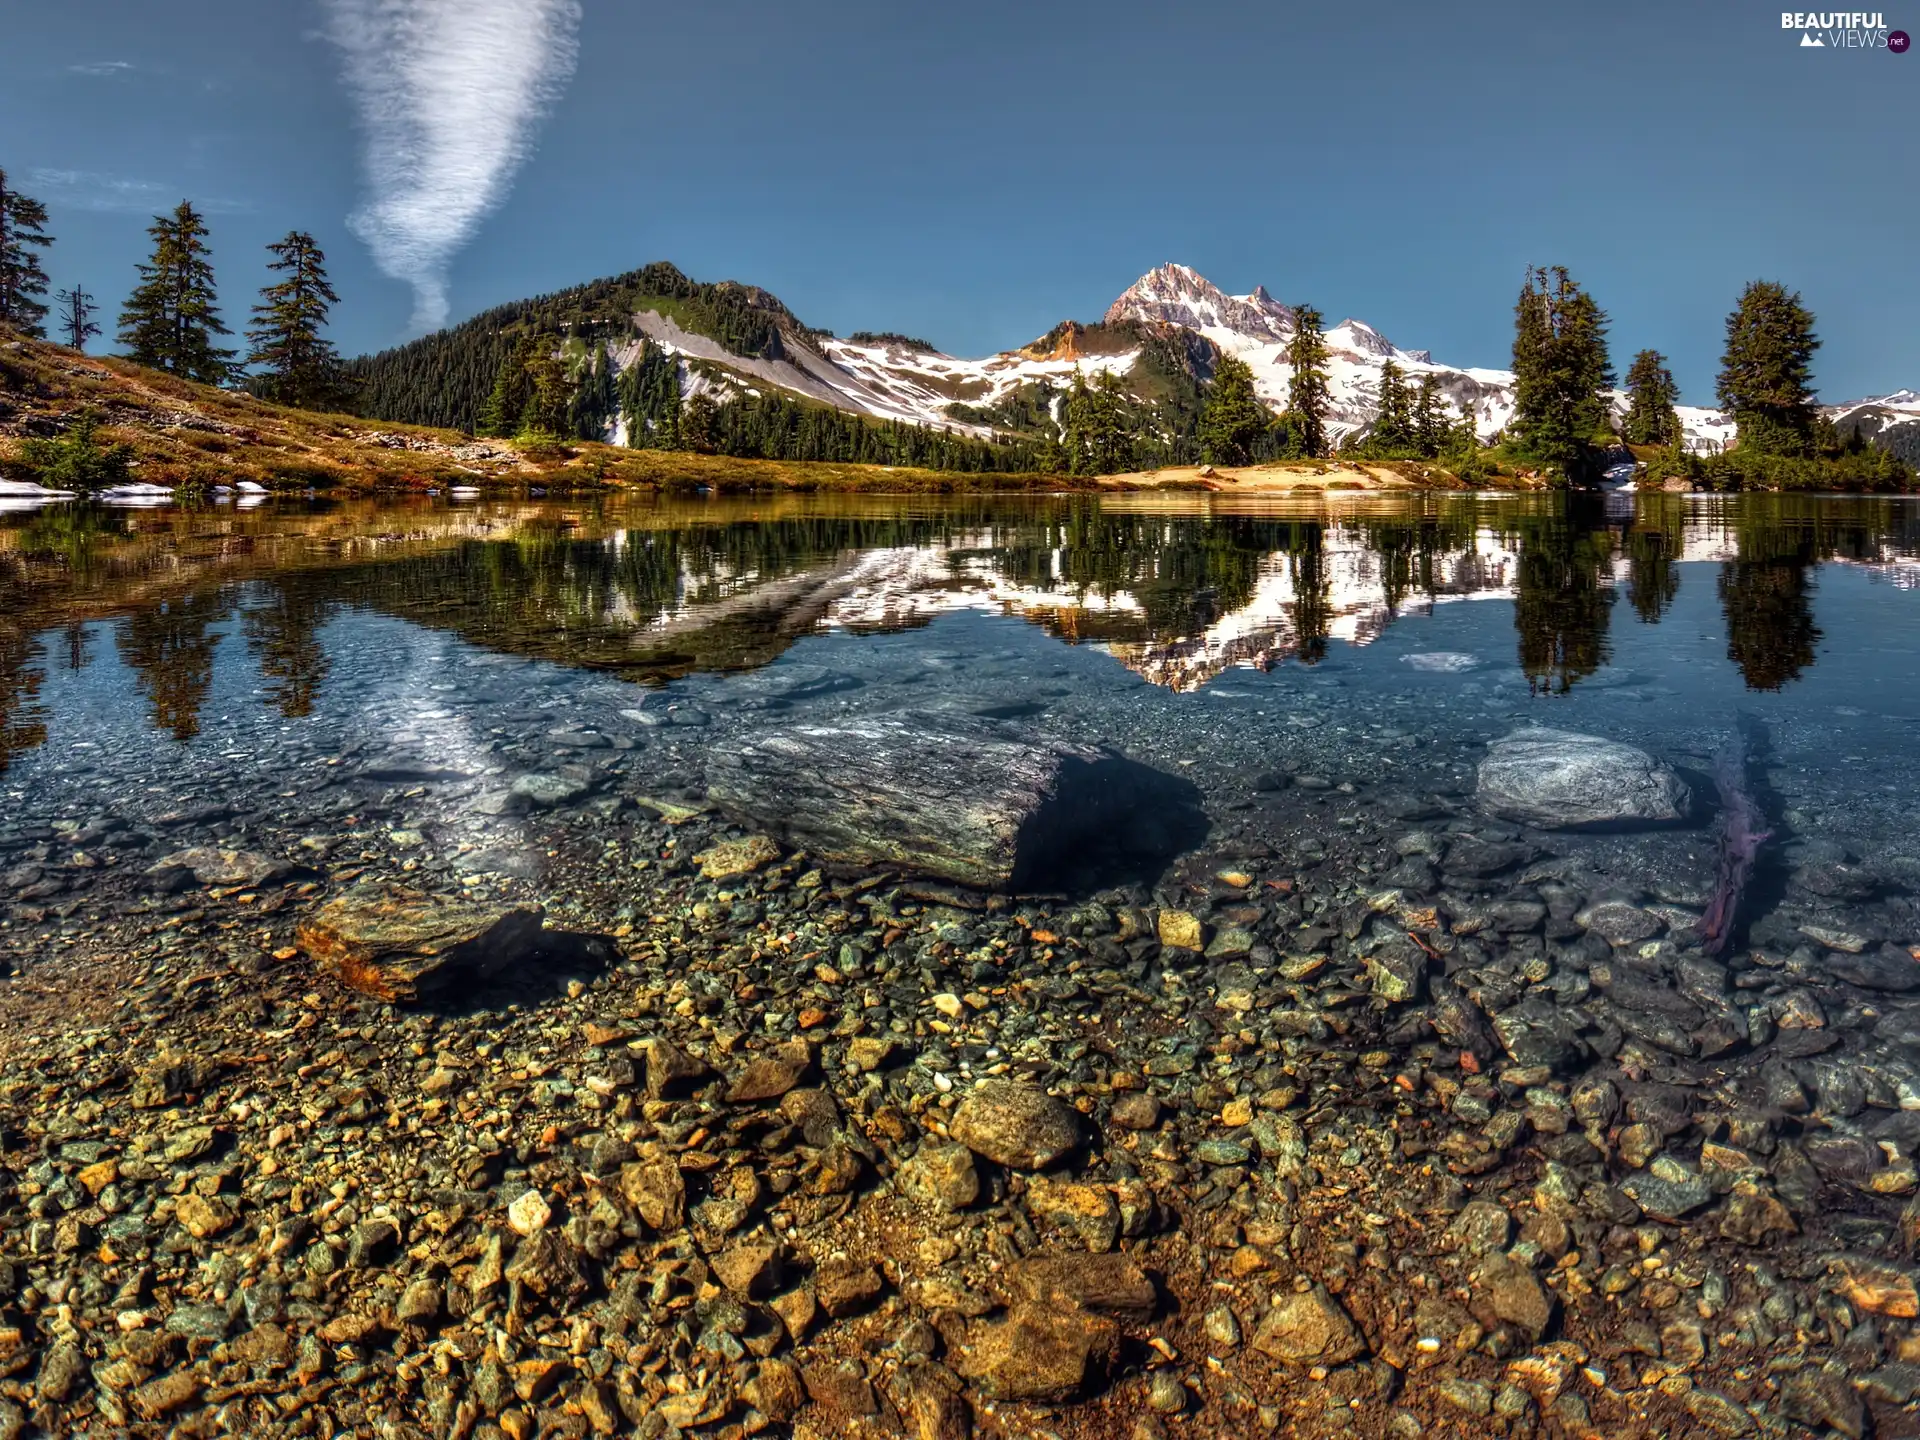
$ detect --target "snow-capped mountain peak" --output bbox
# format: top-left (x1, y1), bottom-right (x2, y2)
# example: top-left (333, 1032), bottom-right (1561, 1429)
top-left (1105, 263), bottom-right (1295, 343)
top-left (1325, 318), bottom-right (1400, 360)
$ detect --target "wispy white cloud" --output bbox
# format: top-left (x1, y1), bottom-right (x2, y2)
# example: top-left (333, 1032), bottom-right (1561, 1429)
top-left (320, 0), bottom-right (583, 333)
top-left (27, 168), bottom-right (254, 216)
top-left (68, 60), bottom-right (134, 78)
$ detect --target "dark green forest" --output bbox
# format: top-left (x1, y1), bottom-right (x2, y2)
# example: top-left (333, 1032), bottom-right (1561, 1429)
top-left (342, 262), bottom-right (817, 433)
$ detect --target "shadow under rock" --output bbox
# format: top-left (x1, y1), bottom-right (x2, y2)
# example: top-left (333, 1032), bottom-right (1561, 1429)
top-left (1018, 752), bottom-right (1212, 898)
top-left (418, 928), bottom-right (618, 1017)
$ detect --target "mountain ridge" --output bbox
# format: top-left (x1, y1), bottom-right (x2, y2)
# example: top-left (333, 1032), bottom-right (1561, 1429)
top-left (343, 260), bottom-right (1916, 461)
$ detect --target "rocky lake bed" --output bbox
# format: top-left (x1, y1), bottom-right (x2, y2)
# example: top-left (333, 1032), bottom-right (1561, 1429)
top-left (5, 493), bottom-right (1920, 1438)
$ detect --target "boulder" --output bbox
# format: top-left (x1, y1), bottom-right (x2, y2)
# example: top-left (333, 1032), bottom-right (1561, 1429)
top-left (949, 1080), bottom-right (1082, 1170)
top-left (725, 1038), bottom-right (812, 1103)
top-left (898, 1140), bottom-right (979, 1211)
top-left (1477, 728), bottom-right (1690, 830)
top-left (955, 1301), bottom-right (1117, 1401)
top-left (1251, 1284), bottom-right (1366, 1365)
top-left (148, 847), bottom-right (292, 889)
top-left (704, 710), bottom-right (1202, 890)
top-left (297, 886), bottom-right (544, 1003)
top-left (1005, 1253), bottom-right (1156, 1321)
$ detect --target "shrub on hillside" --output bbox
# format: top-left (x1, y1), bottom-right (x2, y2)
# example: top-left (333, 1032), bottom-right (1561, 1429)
top-left (16, 409), bottom-right (133, 490)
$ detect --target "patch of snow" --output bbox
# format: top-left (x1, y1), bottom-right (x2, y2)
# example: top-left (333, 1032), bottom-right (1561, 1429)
top-left (0, 480), bottom-right (76, 500)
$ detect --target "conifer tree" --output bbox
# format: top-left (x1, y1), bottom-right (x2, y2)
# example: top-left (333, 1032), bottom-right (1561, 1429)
top-left (517, 348), bottom-right (572, 439)
top-left (476, 334), bottom-right (541, 437)
top-left (1510, 265), bottom-right (1613, 483)
top-left (1413, 374), bottom-right (1447, 458)
top-left (1199, 354), bottom-right (1270, 465)
top-left (1284, 306), bottom-right (1332, 458)
top-left (0, 169), bottom-right (54, 337)
top-left (56, 287), bottom-right (100, 352)
top-left (570, 340), bottom-right (618, 440)
top-left (247, 231), bottom-right (345, 410)
top-left (118, 202), bottom-right (235, 383)
top-left (1445, 399), bottom-right (1487, 482)
top-left (1063, 371), bottom-right (1097, 476)
top-left (618, 340), bottom-right (682, 447)
top-left (1371, 360), bottom-right (1415, 454)
top-left (1087, 371), bottom-right (1133, 474)
top-left (1621, 349), bottom-right (1681, 446)
top-left (680, 392), bottom-right (718, 452)
top-left (1717, 281), bottom-right (1820, 457)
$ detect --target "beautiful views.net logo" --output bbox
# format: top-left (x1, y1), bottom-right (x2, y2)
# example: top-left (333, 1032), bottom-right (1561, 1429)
top-left (1781, 11), bottom-right (1909, 48)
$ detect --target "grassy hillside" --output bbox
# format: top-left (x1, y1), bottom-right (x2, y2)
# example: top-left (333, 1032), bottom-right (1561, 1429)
top-left (0, 334), bottom-right (1080, 494)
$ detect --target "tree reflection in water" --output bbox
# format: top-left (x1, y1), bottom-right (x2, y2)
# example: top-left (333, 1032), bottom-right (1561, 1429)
top-left (243, 583), bottom-right (334, 719)
top-left (4, 492), bottom-right (1920, 760)
top-left (0, 628), bottom-right (49, 774)
top-left (1507, 501), bottom-right (1615, 695)
top-left (116, 594), bottom-right (229, 742)
top-left (1721, 520), bottom-right (1821, 692)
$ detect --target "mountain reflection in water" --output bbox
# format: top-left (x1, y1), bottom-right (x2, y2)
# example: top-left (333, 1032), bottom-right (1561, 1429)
top-left (3, 490), bottom-right (1919, 768)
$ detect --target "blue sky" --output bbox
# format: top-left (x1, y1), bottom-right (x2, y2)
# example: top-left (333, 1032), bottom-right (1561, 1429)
top-left (5, 0), bottom-right (1916, 402)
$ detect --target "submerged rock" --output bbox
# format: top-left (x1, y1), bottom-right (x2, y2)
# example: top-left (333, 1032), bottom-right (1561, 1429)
top-left (147, 847), bottom-right (292, 889)
top-left (1476, 728), bottom-right (1690, 830)
top-left (957, 1301), bottom-right (1117, 1401)
top-left (704, 710), bottom-right (1202, 889)
top-left (1251, 1285), bottom-right (1366, 1365)
top-left (296, 885), bottom-right (544, 1002)
top-left (949, 1080), bottom-right (1083, 1170)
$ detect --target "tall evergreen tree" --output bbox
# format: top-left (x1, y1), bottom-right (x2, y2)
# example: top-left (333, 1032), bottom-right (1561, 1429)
top-left (476, 334), bottom-right (543, 437)
top-left (1510, 265), bottom-right (1614, 483)
top-left (1088, 371), bottom-right (1133, 474)
top-left (56, 287), bottom-right (100, 352)
top-left (0, 168), bottom-right (53, 337)
top-left (570, 340), bottom-right (618, 440)
top-left (1370, 359), bottom-right (1415, 453)
top-left (517, 347), bottom-right (572, 438)
top-left (247, 231), bottom-right (345, 409)
top-left (1198, 354), bottom-right (1269, 465)
top-left (1062, 370), bottom-right (1132, 476)
top-left (1413, 375), bottom-right (1447, 458)
top-left (1717, 281), bottom-right (1820, 457)
top-left (680, 392), bottom-right (719, 452)
top-left (1284, 306), bottom-right (1332, 458)
top-left (1622, 349), bottom-right (1681, 446)
top-left (118, 202), bottom-right (235, 383)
